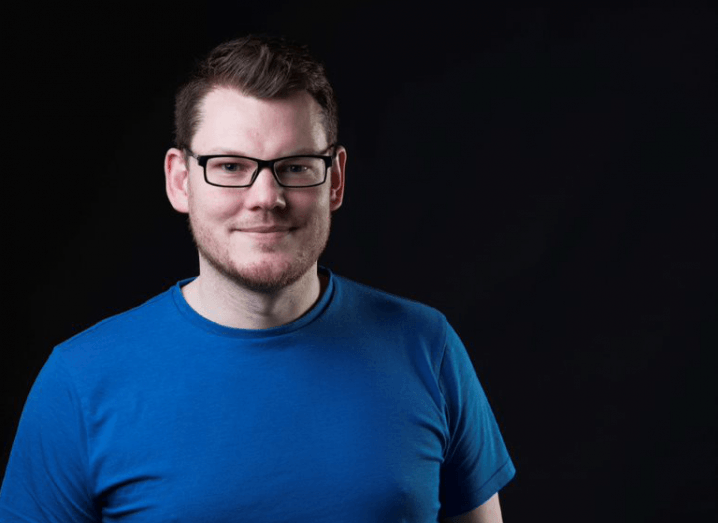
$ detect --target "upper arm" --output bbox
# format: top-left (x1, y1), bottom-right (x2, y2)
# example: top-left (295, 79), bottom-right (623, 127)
top-left (0, 353), bottom-right (97, 522)
top-left (441, 493), bottom-right (503, 523)
top-left (438, 323), bottom-right (515, 514)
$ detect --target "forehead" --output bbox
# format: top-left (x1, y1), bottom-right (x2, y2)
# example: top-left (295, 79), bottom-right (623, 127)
top-left (192, 87), bottom-right (327, 155)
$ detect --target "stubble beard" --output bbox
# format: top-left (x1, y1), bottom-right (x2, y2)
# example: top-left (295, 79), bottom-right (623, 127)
top-left (188, 211), bottom-right (331, 295)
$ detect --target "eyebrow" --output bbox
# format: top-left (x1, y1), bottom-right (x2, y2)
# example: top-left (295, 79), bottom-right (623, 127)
top-left (207, 146), bottom-right (332, 158)
top-left (210, 148), bottom-right (249, 156)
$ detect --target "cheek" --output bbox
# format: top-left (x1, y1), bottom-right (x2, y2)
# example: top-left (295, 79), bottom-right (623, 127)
top-left (293, 187), bottom-right (330, 213)
top-left (188, 187), bottom-right (242, 221)
top-left (293, 199), bottom-right (329, 228)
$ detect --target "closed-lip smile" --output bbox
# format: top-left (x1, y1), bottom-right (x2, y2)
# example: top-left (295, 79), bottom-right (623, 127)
top-left (238, 225), bottom-right (294, 233)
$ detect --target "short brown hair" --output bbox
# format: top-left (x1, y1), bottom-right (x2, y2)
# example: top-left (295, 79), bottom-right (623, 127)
top-left (174, 35), bottom-right (338, 150)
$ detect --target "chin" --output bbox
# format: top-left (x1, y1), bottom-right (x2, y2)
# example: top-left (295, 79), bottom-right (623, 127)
top-left (229, 258), bottom-right (313, 294)
top-left (189, 211), bottom-right (331, 294)
top-left (200, 246), bottom-right (319, 294)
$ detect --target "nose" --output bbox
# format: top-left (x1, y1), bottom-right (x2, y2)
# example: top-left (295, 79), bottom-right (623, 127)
top-left (244, 166), bottom-right (286, 210)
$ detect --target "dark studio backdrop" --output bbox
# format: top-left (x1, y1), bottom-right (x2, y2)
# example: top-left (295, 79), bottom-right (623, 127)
top-left (2, 6), bottom-right (715, 522)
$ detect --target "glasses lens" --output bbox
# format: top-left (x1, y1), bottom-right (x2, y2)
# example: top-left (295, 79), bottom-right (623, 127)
top-left (206, 157), bottom-right (258, 186)
top-left (275, 157), bottom-right (326, 187)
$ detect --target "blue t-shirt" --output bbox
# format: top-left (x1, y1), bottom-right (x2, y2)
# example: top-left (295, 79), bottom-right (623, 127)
top-left (0, 269), bottom-right (515, 522)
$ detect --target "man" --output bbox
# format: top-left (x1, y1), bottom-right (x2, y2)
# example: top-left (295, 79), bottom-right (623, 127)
top-left (0, 35), bottom-right (515, 522)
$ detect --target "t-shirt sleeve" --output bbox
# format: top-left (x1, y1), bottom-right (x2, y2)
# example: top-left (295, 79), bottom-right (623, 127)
top-left (0, 350), bottom-right (98, 523)
top-left (438, 322), bottom-right (515, 518)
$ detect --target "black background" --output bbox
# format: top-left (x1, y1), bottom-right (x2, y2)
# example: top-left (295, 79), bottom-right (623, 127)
top-left (2, 6), bottom-right (715, 522)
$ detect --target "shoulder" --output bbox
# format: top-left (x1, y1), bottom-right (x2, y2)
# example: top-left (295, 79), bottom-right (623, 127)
top-left (52, 284), bottom-right (180, 370)
top-left (333, 274), bottom-right (448, 329)
top-left (329, 274), bottom-right (451, 361)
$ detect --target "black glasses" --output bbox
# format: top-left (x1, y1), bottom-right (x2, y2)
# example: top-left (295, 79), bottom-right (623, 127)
top-left (186, 145), bottom-right (336, 188)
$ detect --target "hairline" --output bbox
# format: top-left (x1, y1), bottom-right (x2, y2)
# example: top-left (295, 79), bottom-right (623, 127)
top-left (185, 83), bottom-right (335, 152)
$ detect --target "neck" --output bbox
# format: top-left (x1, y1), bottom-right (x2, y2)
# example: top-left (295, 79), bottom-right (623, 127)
top-left (181, 264), bottom-right (325, 330)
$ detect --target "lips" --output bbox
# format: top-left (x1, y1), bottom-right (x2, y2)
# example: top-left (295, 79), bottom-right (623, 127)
top-left (238, 225), bottom-right (294, 233)
top-left (234, 225), bottom-right (296, 244)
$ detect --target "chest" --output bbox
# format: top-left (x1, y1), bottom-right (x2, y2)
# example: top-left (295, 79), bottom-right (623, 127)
top-left (87, 349), bottom-right (448, 522)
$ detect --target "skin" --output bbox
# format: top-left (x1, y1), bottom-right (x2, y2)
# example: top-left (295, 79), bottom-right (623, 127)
top-left (165, 87), bottom-right (346, 329)
top-left (442, 493), bottom-right (504, 523)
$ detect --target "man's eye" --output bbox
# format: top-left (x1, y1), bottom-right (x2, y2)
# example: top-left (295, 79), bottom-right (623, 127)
top-left (277, 163), bottom-right (310, 175)
top-left (221, 163), bottom-right (241, 172)
top-left (285, 164), bottom-right (308, 174)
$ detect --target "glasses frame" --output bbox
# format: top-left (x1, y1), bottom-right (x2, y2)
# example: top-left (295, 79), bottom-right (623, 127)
top-left (185, 145), bottom-right (336, 188)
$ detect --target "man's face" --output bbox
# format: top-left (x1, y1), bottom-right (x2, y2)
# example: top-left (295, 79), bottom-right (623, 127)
top-left (168, 87), bottom-right (345, 292)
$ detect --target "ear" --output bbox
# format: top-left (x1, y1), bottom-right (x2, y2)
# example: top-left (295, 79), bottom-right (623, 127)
top-left (165, 148), bottom-right (190, 214)
top-left (329, 145), bottom-right (347, 212)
